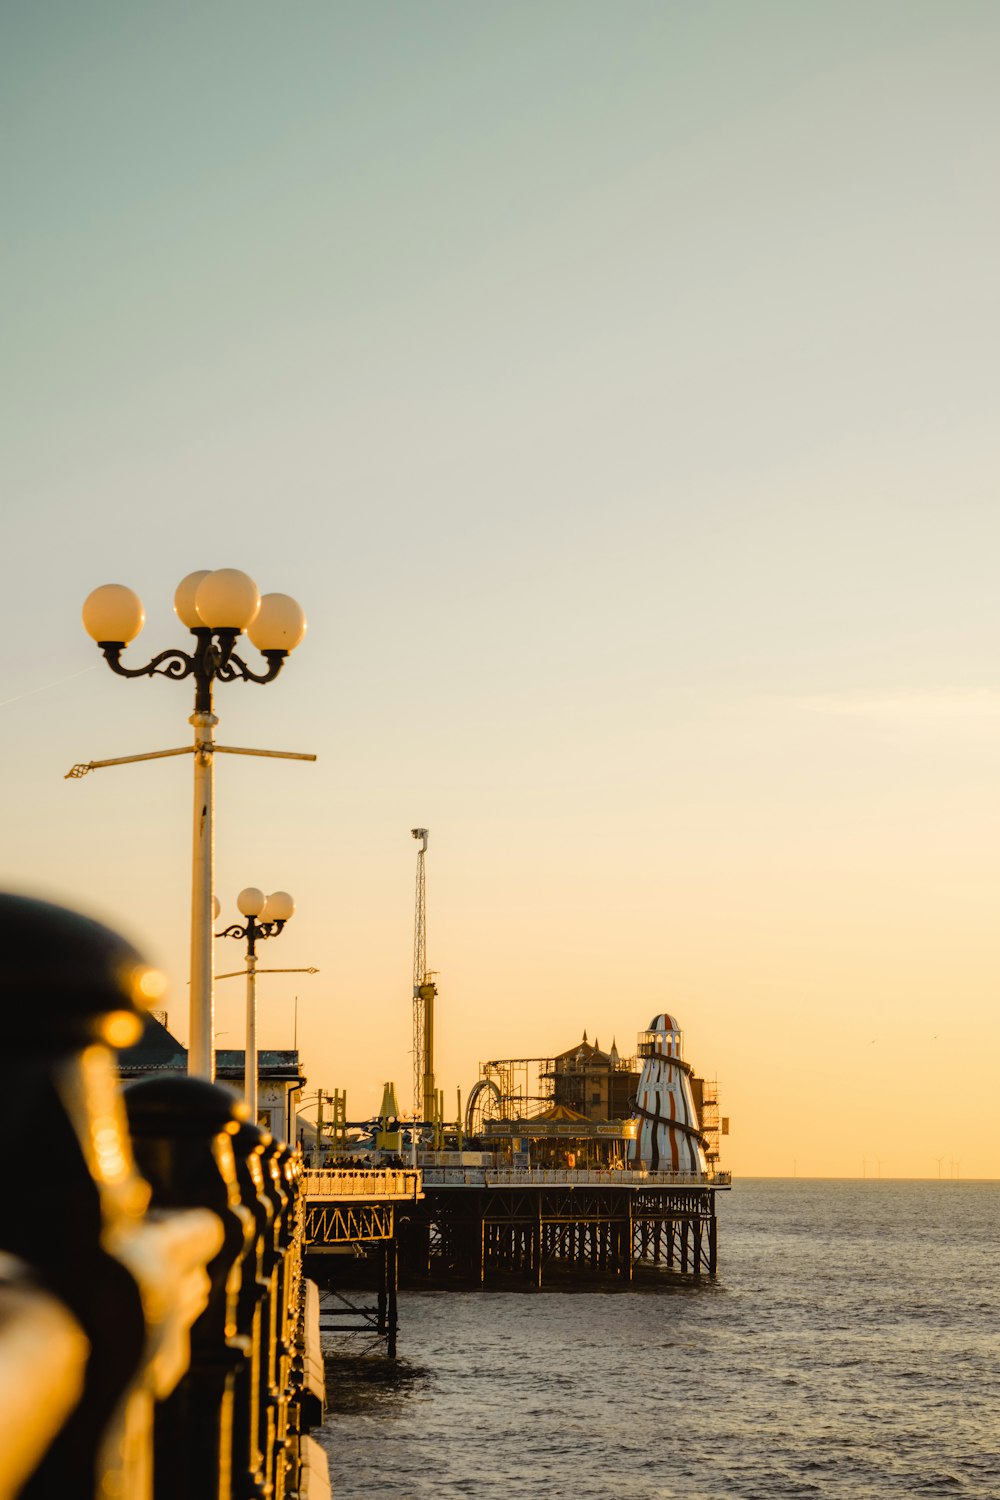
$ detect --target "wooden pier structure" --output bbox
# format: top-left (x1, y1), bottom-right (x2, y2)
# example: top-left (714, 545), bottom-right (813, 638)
top-left (403, 1167), bottom-right (731, 1286)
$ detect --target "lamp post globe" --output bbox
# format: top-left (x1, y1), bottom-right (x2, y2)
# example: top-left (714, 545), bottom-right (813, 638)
top-left (194, 569), bottom-right (261, 631)
top-left (247, 595), bottom-right (307, 653)
top-left (173, 571), bottom-right (212, 629)
top-left (82, 584), bottom-right (145, 645)
top-left (262, 890), bottom-right (295, 922)
top-left (237, 887), bottom-right (267, 918)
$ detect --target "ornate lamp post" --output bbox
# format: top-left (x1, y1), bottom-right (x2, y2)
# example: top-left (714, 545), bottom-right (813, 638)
top-left (79, 568), bottom-right (308, 1081)
top-left (216, 887), bottom-right (295, 1121)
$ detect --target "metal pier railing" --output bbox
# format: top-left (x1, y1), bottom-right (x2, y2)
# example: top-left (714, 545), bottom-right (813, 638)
top-left (420, 1166), bottom-right (732, 1187)
top-left (303, 1168), bottom-right (423, 1199)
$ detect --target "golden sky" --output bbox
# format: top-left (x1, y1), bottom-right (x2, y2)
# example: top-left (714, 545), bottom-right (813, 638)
top-left (2, 2), bottom-right (998, 1177)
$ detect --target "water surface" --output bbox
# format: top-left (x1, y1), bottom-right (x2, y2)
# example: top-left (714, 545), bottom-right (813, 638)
top-left (317, 1179), bottom-right (999, 1498)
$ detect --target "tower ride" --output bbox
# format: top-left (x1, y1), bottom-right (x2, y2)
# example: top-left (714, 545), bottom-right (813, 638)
top-left (411, 828), bottom-right (438, 1128)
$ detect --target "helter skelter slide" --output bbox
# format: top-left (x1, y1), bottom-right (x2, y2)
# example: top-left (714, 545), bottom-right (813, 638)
top-left (629, 1012), bottom-right (709, 1177)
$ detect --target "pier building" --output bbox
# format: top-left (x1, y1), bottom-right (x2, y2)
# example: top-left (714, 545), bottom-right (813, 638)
top-left (548, 1033), bottom-right (639, 1121)
top-left (462, 1022), bottom-right (722, 1172)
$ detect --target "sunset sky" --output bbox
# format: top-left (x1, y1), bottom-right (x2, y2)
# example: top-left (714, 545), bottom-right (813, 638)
top-left (3, 2), bottom-right (999, 1178)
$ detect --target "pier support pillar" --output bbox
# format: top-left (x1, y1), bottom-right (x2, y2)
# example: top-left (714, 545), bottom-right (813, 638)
top-left (386, 1237), bottom-right (398, 1359)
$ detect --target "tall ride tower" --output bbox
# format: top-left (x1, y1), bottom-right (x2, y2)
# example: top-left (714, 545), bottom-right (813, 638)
top-left (411, 827), bottom-right (438, 1122)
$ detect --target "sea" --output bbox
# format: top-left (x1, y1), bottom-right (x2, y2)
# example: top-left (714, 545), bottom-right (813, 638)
top-left (315, 1179), bottom-right (999, 1499)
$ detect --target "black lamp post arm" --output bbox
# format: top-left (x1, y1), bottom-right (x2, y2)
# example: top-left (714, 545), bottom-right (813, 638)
top-left (98, 643), bottom-right (195, 682)
top-left (217, 650), bottom-right (288, 687)
top-left (215, 916), bottom-right (287, 958)
top-left (96, 630), bottom-right (284, 712)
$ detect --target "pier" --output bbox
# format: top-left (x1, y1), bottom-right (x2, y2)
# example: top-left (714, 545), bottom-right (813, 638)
top-left (389, 1012), bottom-right (732, 1288)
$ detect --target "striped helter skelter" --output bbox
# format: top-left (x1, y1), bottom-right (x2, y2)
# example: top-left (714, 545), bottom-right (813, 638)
top-left (628, 1012), bottom-right (707, 1178)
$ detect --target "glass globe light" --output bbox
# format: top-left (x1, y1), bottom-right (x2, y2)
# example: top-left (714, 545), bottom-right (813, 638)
top-left (237, 886), bottom-right (267, 918)
top-left (194, 569), bottom-right (261, 630)
top-left (82, 584), bottom-right (145, 644)
top-left (262, 890), bottom-right (295, 922)
top-left (174, 570), bottom-right (213, 629)
top-left (247, 593), bottom-right (307, 652)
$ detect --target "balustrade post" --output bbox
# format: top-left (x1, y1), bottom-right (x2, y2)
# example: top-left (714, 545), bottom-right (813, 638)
top-left (275, 1145), bottom-right (307, 1485)
top-left (0, 894), bottom-right (153, 1499)
top-left (124, 1075), bottom-right (255, 1500)
top-left (258, 1137), bottom-right (291, 1499)
top-left (286, 1147), bottom-right (306, 1403)
top-left (230, 1121), bottom-right (274, 1499)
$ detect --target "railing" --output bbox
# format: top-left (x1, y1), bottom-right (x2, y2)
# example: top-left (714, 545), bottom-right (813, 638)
top-left (0, 893), bottom-right (330, 1500)
top-left (421, 1166), bottom-right (731, 1187)
top-left (303, 1169), bottom-right (422, 1200)
top-left (2, 1076), bottom-right (327, 1500)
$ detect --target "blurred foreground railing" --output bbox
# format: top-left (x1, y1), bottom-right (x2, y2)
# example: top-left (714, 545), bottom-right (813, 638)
top-left (0, 894), bottom-right (329, 1500)
top-left (0, 1255), bottom-right (90, 1497)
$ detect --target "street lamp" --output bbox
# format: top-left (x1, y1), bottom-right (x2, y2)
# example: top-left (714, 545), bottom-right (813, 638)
top-left (79, 568), bottom-right (308, 1081)
top-left (216, 886), bottom-right (295, 1122)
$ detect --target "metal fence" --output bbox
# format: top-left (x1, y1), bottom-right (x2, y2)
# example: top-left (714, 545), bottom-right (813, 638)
top-left (420, 1166), bottom-right (731, 1187)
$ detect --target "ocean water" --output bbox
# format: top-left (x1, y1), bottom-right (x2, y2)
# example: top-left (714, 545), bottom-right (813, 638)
top-left (316, 1179), bottom-right (999, 1498)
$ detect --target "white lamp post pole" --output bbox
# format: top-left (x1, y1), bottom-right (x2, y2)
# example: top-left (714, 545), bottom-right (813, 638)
top-left (189, 706), bottom-right (218, 1076)
top-left (80, 570), bottom-right (309, 1081)
top-left (245, 949), bottom-right (257, 1116)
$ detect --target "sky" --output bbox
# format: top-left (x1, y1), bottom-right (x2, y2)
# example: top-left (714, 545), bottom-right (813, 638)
top-left (2, 1), bottom-right (999, 1179)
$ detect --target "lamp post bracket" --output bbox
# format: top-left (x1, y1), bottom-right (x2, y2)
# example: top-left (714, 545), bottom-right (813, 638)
top-left (214, 745), bottom-right (317, 762)
top-left (65, 745), bottom-right (195, 779)
top-left (213, 967), bottom-right (320, 981)
top-left (255, 966), bottom-right (321, 974)
top-left (65, 743), bottom-right (316, 779)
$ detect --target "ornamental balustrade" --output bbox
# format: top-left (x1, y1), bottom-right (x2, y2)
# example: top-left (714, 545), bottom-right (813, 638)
top-left (0, 894), bottom-right (329, 1500)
